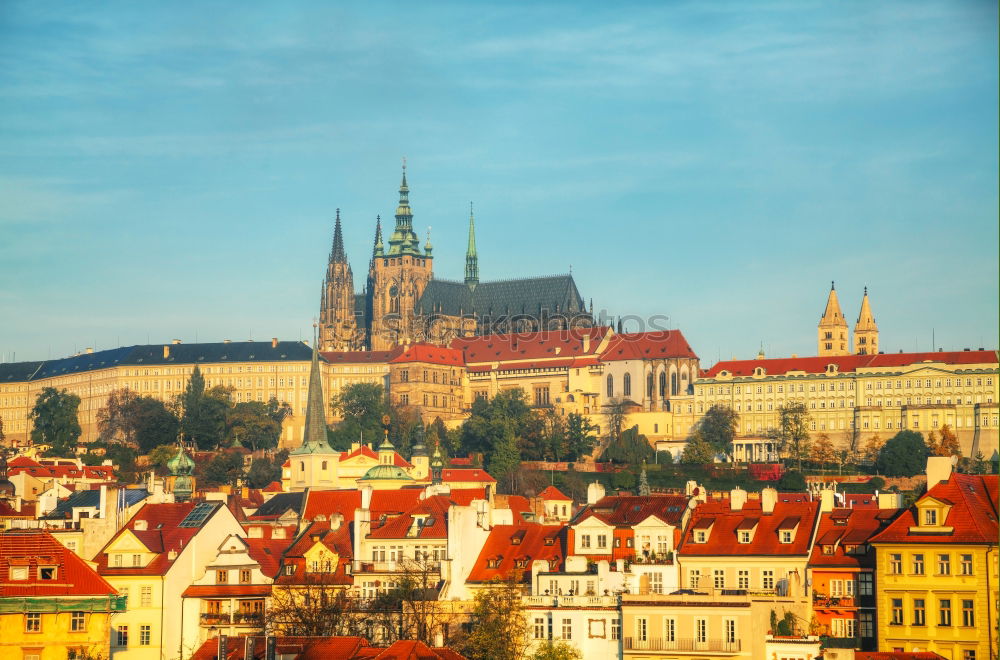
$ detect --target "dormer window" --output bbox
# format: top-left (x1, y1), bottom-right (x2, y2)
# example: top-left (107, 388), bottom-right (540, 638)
top-left (777, 516), bottom-right (800, 544)
top-left (9, 566), bottom-right (27, 580)
top-left (692, 517), bottom-right (714, 543)
top-left (822, 544), bottom-right (835, 555)
top-left (780, 530), bottom-right (793, 544)
top-left (487, 557), bottom-right (502, 569)
top-left (694, 530), bottom-right (707, 543)
top-left (924, 509), bottom-right (937, 526)
top-left (736, 518), bottom-right (757, 544)
top-left (739, 531), bottom-right (752, 544)
top-left (39, 566), bottom-right (57, 580)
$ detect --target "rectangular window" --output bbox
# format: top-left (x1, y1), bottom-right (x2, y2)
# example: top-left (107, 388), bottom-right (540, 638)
top-left (597, 535), bottom-right (607, 549)
top-left (688, 569), bottom-right (700, 588)
top-left (924, 509), bottom-right (937, 525)
top-left (240, 569), bottom-right (252, 584)
top-left (140, 625), bottom-right (151, 646)
top-left (962, 600), bottom-right (974, 627)
top-left (859, 612), bottom-right (874, 638)
top-left (216, 570), bottom-right (228, 584)
top-left (581, 535), bottom-right (591, 549)
top-left (964, 651), bottom-right (977, 660)
top-left (140, 586), bottom-right (152, 607)
top-left (891, 599), bottom-right (903, 625)
top-left (889, 553), bottom-right (902, 574)
top-left (714, 569), bottom-right (725, 589)
top-left (762, 570), bottom-right (774, 590)
top-left (938, 554), bottom-right (951, 575)
top-left (960, 554), bottom-right (973, 575)
top-left (25, 613), bottom-right (41, 632)
top-left (695, 618), bottom-right (707, 643)
top-left (561, 618), bottom-right (572, 640)
top-left (611, 618), bottom-right (620, 640)
top-left (738, 570), bottom-right (749, 589)
top-left (117, 626), bottom-right (129, 647)
top-left (913, 598), bottom-right (925, 625)
top-left (71, 612), bottom-right (86, 632)
top-left (939, 599), bottom-right (952, 626)
top-left (724, 619), bottom-right (736, 643)
top-left (636, 617), bottom-right (647, 642)
top-left (533, 617), bottom-right (546, 640)
top-left (912, 553), bottom-right (924, 575)
top-left (650, 572), bottom-right (663, 594)
top-left (664, 618), bottom-right (675, 642)
top-left (132, 554), bottom-right (141, 567)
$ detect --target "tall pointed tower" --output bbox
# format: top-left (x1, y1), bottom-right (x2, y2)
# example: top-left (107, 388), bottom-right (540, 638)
top-left (367, 161), bottom-right (434, 350)
top-left (320, 209), bottom-right (359, 350)
top-left (818, 282), bottom-right (850, 356)
top-left (853, 287), bottom-right (879, 355)
top-left (465, 202), bottom-right (479, 289)
top-left (288, 327), bottom-right (340, 491)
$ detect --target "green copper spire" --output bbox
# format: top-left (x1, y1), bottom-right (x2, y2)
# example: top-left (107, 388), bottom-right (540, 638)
top-left (372, 215), bottom-right (384, 258)
top-left (465, 202), bottom-right (479, 288)
top-left (387, 159), bottom-right (422, 256)
top-left (291, 325), bottom-right (335, 455)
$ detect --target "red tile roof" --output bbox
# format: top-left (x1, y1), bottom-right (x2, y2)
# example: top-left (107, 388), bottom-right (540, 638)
top-left (808, 508), bottom-right (900, 569)
top-left (247, 536), bottom-right (294, 578)
top-left (389, 343), bottom-right (465, 366)
top-left (339, 445), bottom-right (413, 468)
top-left (275, 521), bottom-right (354, 586)
top-left (188, 636), bottom-right (466, 660)
top-left (0, 529), bottom-right (118, 598)
top-left (467, 523), bottom-right (566, 583)
top-left (368, 495), bottom-right (453, 540)
top-left (538, 485), bottom-right (571, 501)
top-left (599, 329), bottom-right (698, 361)
top-left (8, 457), bottom-right (115, 481)
top-left (574, 495), bottom-right (689, 528)
top-left (321, 350), bottom-right (398, 364)
top-left (870, 473), bottom-right (998, 545)
top-left (446, 487), bottom-right (488, 505)
top-left (301, 489), bottom-right (424, 522)
top-left (854, 653), bottom-right (946, 660)
top-left (452, 327), bottom-right (609, 365)
top-left (440, 468), bottom-right (496, 484)
top-left (704, 349), bottom-right (997, 378)
top-left (503, 495), bottom-right (534, 523)
top-left (354, 640), bottom-right (467, 659)
top-left (263, 481), bottom-right (284, 492)
top-left (678, 496), bottom-right (820, 557)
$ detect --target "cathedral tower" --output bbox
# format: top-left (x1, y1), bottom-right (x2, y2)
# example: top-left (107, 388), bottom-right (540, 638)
top-left (368, 162), bottom-right (434, 350)
top-left (818, 282), bottom-right (849, 356)
top-left (853, 287), bottom-right (879, 355)
top-left (320, 210), bottom-right (360, 350)
top-left (464, 202), bottom-right (479, 288)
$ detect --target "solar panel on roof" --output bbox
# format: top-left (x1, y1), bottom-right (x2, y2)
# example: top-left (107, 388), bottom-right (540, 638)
top-left (179, 502), bottom-right (220, 528)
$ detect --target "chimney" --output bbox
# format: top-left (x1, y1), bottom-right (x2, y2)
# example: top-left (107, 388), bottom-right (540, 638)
top-left (272, 337), bottom-right (279, 348)
top-left (361, 484), bottom-right (373, 510)
top-left (878, 492), bottom-right (903, 509)
top-left (163, 345), bottom-right (170, 359)
top-left (820, 488), bottom-right (835, 513)
top-left (587, 481), bottom-right (605, 505)
top-left (329, 512), bottom-right (344, 530)
top-left (926, 456), bottom-right (955, 488)
top-left (172, 339), bottom-right (181, 344)
top-left (582, 334), bottom-right (591, 353)
top-left (85, 347), bottom-right (93, 354)
top-left (761, 487), bottom-right (777, 514)
top-left (729, 487), bottom-right (747, 511)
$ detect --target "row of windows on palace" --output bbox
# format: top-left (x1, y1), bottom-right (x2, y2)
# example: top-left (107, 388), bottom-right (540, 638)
top-left (533, 615), bottom-right (621, 644)
top-left (395, 392), bottom-right (457, 409)
top-left (888, 595), bottom-right (978, 629)
top-left (700, 393), bottom-right (995, 415)
top-left (606, 372), bottom-right (689, 399)
top-left (396, 369), bottom-right (461, 385)
top-left (736, 412), bottom-right (999, 435)
top-left (699, 375), bottom-right (995, 397)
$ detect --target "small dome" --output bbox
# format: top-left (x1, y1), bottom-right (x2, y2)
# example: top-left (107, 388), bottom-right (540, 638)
top-left (167, 444), bottom-right (195, 476)
top-left (360, 465), bottom-right (414, 481)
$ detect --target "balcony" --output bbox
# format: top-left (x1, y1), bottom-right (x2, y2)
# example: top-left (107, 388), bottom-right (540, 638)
top-left (232, 612), bottom-right (264, 626)
top-left (624, 637), bottom-right (741, 653)
top-left (820, 635), bottom-right (861, 649)
top-left (352, 559), bottom-right (443, 573)
top-left (200, 613), bottom-right (231, 625)
top-left (559, 595), bottom-right (618, 607)
top-left (813, 595), bottom-right (855, 609)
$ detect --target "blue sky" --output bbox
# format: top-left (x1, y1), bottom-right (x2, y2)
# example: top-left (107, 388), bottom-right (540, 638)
top-left (1, 1), bottom-right (997, 363)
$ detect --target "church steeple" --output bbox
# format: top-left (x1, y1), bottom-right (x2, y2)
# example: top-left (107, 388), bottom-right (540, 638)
top-left (853, 287), bottom-right (879, 355)
top-left (818, 281), bottom-right (849, 356)
top-left (465, 202), bottom-right (479, 288)
top-left (388, 159), bottom-right (421, 256)
top-left (372, 215), bottom-right (384, 258)
top-left (331, 209), bottom-right (346, 263)
top-left (291, 326), bottom-right (335, 455)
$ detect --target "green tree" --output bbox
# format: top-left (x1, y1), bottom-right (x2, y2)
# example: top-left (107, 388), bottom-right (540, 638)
top-left (769, 402), bottom-right (811, 473)
top-left (226, 401), bottom-right (281, 451)
top-left (31, 387), bottom-right (82, 455)
top-left (541, 409), bottom-right (568, 461)
top-left (811, 434), bottom-right (835, 475)
top-left (460, 577), bottom-right (528, 660)
top-left (970, 451), bottom-right (989, 475)
top-left (179, 366), bottom-right (227, 450)
top-left (200, 450), bottom-right (246, 487)
top-left (696, 404), bottom-right (739, 461)
top-left (147, 444), bottom-right (179, 474)
top-left (329, 383), bottom-right (390, 450)
top-left (461, 389), bottom-right (532, 456)
top-left (247, 457), bottom-right (282, 489)
top-left (132, 397), bottom-right (180, 453)
top-left (862, 433), bottom-right (884, 467)
top-left (682, 431), bottom-right (716, 464)
top-left (778, 470), bottom-right (806, 491)
top-left (530, 642), bottom-right (582, 660)
top-left (601, 425), bottom-right (654, 465)
top-left (876, 430), bottom-right (930, 477)
top-left (565, 413), bottom-right (598, 461)
top-left (97, 388), bottom-right (140, 446)
top-left (487, 427), bottom-right (522, 494)
top-left (610, 469), bottom-right (636, 491)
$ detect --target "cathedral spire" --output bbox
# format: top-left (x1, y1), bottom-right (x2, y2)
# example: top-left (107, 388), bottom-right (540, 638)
top-left (465, 202), bottom-right (479, 287)
top-left (388, 159), bottom-right (420, 256)
top-left (372, 215), bottom-right (384, 258)
top-left (291, 323), bottom-right (335, 455)
top-left (853, 286), bottom-right (879, 355)
top-left (818, 281), bottom-right (849, 356)
top-left (330, 208), bottom-right (346, 263)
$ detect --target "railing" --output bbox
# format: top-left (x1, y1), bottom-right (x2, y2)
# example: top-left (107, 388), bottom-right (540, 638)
top-left (523, 595), bottom-right (557, 607)
top-left (352, 560), bottom-right (443, 573)
top-left (813, 595), bottom-right (855, 608)
top-left (821, 635), bottom-right (861, 649)
top-left (624, 637), bottom-right (741, 653)
top-left (560, 595), bottom-right (618, 607)
top-left (233, 612), bottom-right (264, 625)
top-left (200, 613), bottom-right (231, 625)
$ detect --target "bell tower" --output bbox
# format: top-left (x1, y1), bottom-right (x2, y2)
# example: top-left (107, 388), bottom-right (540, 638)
top-left (853, 287), bottom-right (879, 355)
top-left (817, 282), bottom-right (849, 356)
top-left (320, 209), bottom-right (360, 350)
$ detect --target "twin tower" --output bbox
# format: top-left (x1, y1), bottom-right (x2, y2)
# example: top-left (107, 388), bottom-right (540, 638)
top-left (817, 283), bottom-right (879, 357)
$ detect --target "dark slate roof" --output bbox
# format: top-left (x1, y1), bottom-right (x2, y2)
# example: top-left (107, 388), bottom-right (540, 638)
top-left (42, 488), bottom-right (149, 520)
top-left (353, 293), bottom-right (367, 325)
top-left (416, 275), bottom-right (586, 317)
top-left (0, 361), bottom-right (44, 383)
top-left (3, 341), bottom-right (314, 381)
top-left (250, 492), bottom-right (305, 519)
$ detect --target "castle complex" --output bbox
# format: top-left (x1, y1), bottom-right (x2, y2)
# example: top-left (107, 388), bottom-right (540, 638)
top-left (319, 164), bottom-right (592, 351)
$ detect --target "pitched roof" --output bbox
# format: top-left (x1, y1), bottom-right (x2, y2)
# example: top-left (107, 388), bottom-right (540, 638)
top-left (8, 460), bottom-right (115, 481)
top-left (0, 529), bottom-right (118, 598)
top-left (339, 445), bottom-right (413, 468)
top-left (854, 653), bottom-right (946, 660)
top-left (440, 468), bottom-right (496, 484)
top-left (275, 521), bottom-right (354, 586)
top-left (809, 508), bottom-right (900, 568)
top-left (870, 473), bottom-right (998, 545)
top-left (247, 535), bottom-right (295, 579)
top-left (389, 344), bottom-right (465, 366)
top-left (704, 349), bottom-right (998, 378)
top-left (678, 496), bottom-right (820, 557)
top-left (467, 523), bottom-right (566, 583)
top-left (320, 350), bottom-right (397, 364)
top-left (452, 326), bottom-right (608, 365)
top-left (249, 492), bottom-right (304, 520)
top-left (301, 488), bottom-right (424, 522)
top-left (573, 494), bottom-right (689, 527)
top-left (538, 486), bottom-right (571, 501)
top-left (417, 275), bottom-right (586, 319)
top-left (42, 487), bottom-right (149, 520)
top-left (187, 636), bottom-right (467, 660)
top-left (599, 330), bottom-right (699, 361)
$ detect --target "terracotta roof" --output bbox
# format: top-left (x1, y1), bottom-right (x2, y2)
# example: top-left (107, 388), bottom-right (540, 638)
top-left (301, 489), bottom-right (424, 522)
top-left (389, 343), bottom-right (465, 366)
top-left (0, 529), bottom-right (118, 598)
top-left (339, 445), bottom-right (413, 468)
top-left (275, 521), bottom-right (354, 586)
top-left (870, 473), bottom-right (998, 545)
top-left (599, 329), bottom-right (698, 361)
top-left (8, 459), bottom-right (114, 481)
top-left (538, 486), bottom-right (572, 501)
top-left (809, 508), bottom-right (900, 568)
top-left (854, 653), bottom-right (946, 660)
top-left (504, 495), bottom-right (534, 523)
top-left (467, 523), bottom-right (566, 583)
top-left (247, 536), bottom-right (295, 578)
top-left (704, 349), bottom-right (997, 378)
top-left (452, 327), bottom-right (609, 365)
top-left (446, 487), bottom-right (488, 505)
top-left (187, 636), bottom-right (466, 660)
top-left (574, 494), bottom-right (689, 527)
top-left (354, 640), bottom-right (467, 659)
top-left (440, 468), bottom-right (496, 484)
top-left (678, 496), bottom-right (820, 557)
top-left (321, 350), bottom-right (397, 364)
top-left (263, 481), bottom-right (283, 492)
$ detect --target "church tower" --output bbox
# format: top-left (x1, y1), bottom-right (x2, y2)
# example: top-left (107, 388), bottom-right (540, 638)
top-left (368, 162), bottom-right (434, 350)
top-left (288, 328), bottom-right (340, 491)
top-left (818, 282), bottom-right (850, 356)
top-left (853, 287), bottom-right (879, 355)
top-left (320, 210), bottom-right (360, 350)
top-left (465, 202), bottom-right (479, 288)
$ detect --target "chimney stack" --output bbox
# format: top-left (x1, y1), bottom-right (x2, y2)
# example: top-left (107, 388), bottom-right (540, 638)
top-left (272, 337), bottom-right (279, 348)
top-left (587, 481), bottom-right (605, 505)
top-left (926, 456), bottom-right (955, 487)
top-left (730, 487), bottom-right (747, 511)
top-left (163, 345), bottom-right (170, 359)
top-left (761, 487), bottom-right (777, 514)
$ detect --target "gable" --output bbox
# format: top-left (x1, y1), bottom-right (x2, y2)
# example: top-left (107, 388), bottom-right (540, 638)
top-left (106, 530), bottom-right (150, 554)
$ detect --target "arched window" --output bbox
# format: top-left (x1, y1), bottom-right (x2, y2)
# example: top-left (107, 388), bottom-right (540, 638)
top-left (321, 461), bottom-right (328, 470)
top-left (659, 372), bottom-right (666, 398)
top-left (671, 373), bottom-right (678, 396)
top-left (623, 373), bottom-right (631, 397)
top-left (606, 374), bottom-right (614, 398)
top-left (299, 462), bottom-right (305, 472)
top-left (647, 373), bottom-right (654, 398)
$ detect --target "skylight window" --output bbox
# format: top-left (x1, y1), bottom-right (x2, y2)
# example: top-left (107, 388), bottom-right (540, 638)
top-left (178, 502), bottom-right (220, 528)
